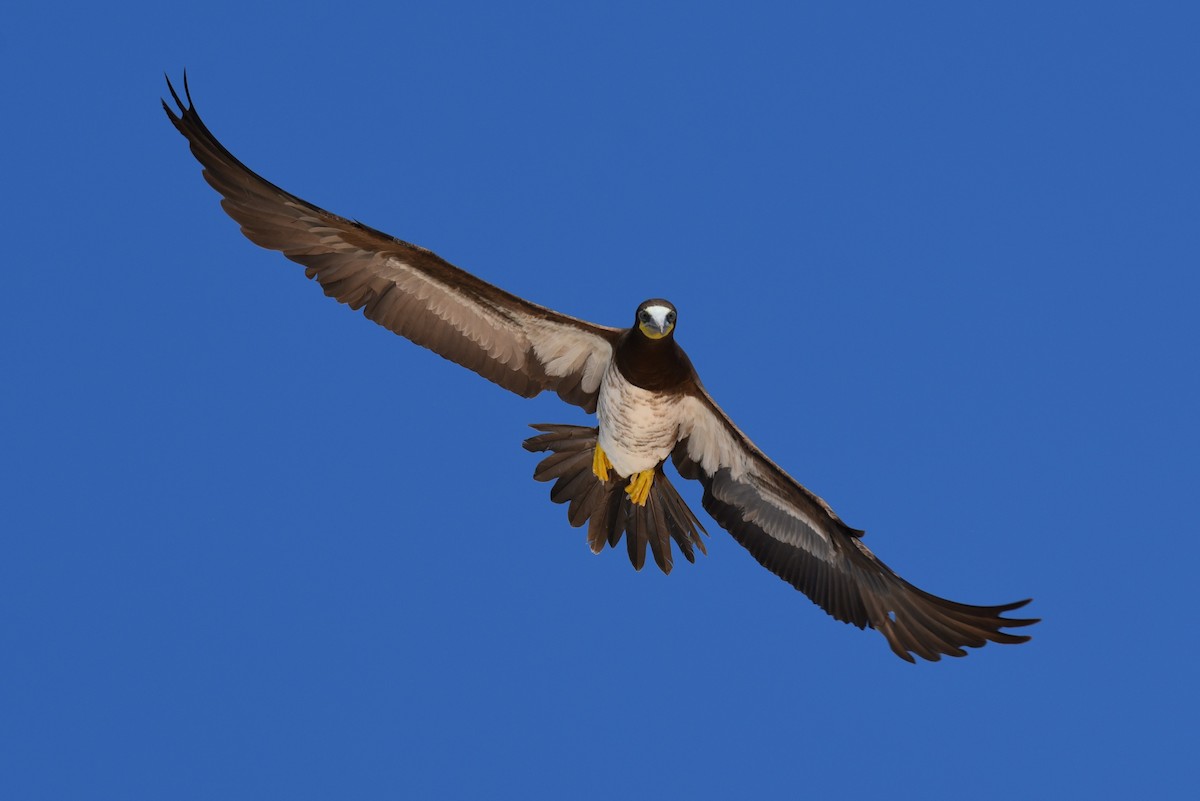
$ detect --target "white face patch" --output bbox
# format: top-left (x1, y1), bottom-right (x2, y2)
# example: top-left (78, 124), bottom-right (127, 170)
top-left (643, 305), bottom-right (673, 330)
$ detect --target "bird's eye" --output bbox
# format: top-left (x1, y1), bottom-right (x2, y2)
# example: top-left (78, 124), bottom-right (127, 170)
top-left (639, 311), bottom-right (649, 322)
top-left (667, 312), bottom-right (676, 322)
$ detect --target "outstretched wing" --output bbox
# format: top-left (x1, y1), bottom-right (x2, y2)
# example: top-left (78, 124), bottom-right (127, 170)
top-left (164, 76), bottom-right (617, 412)
top-left (672, 387), bottom-right (1037, 662)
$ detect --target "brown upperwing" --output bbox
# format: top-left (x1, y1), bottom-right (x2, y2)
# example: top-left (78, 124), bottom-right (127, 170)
top-left (164, 75), bottom-right (618, 412)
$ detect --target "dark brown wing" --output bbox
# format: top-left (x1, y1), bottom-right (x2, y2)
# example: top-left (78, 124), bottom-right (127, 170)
top-left (163, 75), bottom-right (618, 412)
top-left (671, 387), bottom-right (1037, 662)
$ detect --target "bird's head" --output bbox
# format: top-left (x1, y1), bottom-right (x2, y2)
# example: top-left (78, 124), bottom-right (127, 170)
top-left (634, 299), bottom-right (677, 340)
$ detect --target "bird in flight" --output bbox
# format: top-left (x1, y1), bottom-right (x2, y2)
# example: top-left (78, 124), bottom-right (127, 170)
top-left (164, 75), bottom-right (1036, 662)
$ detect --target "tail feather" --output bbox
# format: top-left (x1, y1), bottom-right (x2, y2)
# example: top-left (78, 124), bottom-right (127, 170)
top-left (566, 470), bottom-right (607, 529)
top-left (523, 424), bottom-right (707, 575)
top-left (588, 489), bottom-right (624, 554)
top-left (628, 507), bottom-right (649, 571)
top-left (533, 449), bottom-right (586, 482)
top-left (646, 488), bottom-right (672, 573)
top-left (549, 456), bottom-right (594, 506)
top-left (657, 479), bottom-right (706, 563)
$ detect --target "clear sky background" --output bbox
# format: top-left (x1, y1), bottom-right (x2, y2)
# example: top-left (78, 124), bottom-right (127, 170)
top-left (3, 2), bottom-right (1198, 799)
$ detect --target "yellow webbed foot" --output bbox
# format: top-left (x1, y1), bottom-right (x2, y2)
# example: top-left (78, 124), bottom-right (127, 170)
top-left (592, 443), bottom-right (613, 482)
top-left (625, 469), bottom-right (655, 507)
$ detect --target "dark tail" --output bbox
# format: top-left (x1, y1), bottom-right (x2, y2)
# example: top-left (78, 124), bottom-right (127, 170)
top-left (522, 424), bottom-right (706, 574)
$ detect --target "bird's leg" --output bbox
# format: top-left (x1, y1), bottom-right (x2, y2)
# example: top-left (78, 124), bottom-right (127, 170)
top-left (625, 469), bottom-right (655, 506)
top-left (592, 443), bottom-right (613, 482)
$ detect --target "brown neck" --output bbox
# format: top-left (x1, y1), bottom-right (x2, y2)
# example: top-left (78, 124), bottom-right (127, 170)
top-left (613, 329), bottom-right (694, 392)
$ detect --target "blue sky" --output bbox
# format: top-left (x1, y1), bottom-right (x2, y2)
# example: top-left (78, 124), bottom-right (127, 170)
top-left (4, 2), bottom-right (1198, 798)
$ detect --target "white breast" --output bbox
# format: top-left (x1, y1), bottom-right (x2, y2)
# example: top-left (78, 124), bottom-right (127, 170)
top-left (596, 361), bottom-right (683, 477)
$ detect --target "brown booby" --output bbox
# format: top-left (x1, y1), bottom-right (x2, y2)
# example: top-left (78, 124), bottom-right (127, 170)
top-left (164, 75), bottom-right (1036, 662)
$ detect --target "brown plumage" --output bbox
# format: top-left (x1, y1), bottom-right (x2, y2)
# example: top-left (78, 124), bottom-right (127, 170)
top-left (162, 76), bottom-right (617, 413)
top-left (523, 424), bottom-right (706, 574)
top-left (165, 75), bottom-right (1037, 662)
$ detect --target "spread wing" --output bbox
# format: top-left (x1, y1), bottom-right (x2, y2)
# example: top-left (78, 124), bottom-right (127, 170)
top-left (163, 75), bottom-right (617, 412)
top-left (672, 387), bottom-right (1037, 662)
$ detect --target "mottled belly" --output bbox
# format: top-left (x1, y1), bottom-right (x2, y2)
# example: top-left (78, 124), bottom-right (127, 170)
top-left (596, 364), bottom-right (680, 477)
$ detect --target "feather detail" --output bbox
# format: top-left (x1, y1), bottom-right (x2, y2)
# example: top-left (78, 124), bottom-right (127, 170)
top-left (523, 424), bottom-right (706, 574)
top-left (671, 389), bottom-right (1038, 662)
top-left (164, 76), bottom-right (617, 413)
